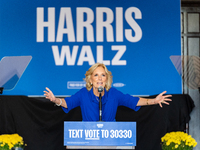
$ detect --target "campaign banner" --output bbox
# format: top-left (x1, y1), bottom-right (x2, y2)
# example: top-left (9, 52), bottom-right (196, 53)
top-left (0, 0), bottom-right (181, 96)
top-left (64, 122), bottom-right (136, 146)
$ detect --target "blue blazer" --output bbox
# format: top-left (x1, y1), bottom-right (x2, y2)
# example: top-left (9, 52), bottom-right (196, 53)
top-left (62, 87), bottom-right (140, 121)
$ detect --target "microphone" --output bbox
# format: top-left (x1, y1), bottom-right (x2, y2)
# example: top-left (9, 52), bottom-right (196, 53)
top-left (98, 86), bottom-right (103, 121)
top-left (98, 86), bottom-right (104, 93)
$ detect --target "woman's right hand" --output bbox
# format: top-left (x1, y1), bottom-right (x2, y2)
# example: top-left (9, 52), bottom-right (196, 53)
top-left (43, 87), bottom-right (56, 103)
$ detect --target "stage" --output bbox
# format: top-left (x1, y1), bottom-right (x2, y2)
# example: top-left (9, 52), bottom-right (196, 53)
top-left (0, 94), bottom-right (194, 150)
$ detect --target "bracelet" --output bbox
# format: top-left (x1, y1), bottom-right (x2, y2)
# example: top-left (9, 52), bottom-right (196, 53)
top-left (55, 98), bottom-right (62, 106)
top-left (146, 99), bottom-right (149, 105)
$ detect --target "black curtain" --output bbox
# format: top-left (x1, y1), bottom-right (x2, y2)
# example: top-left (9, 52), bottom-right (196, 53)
top-left (0, 94), bottom-right (194, 150)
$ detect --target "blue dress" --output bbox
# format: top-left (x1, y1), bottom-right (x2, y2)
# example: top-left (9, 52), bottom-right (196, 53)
top-left (62, 87), bottom-right (140, 121)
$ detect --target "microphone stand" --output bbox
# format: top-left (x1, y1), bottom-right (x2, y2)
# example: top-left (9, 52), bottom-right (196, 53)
top-left (99, 92), bottom-right (102, 121)
top-left (98, 86), bottom-right (103, 122)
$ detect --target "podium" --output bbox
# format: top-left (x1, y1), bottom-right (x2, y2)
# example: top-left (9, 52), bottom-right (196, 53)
top-left (64, 121), bottom-right (136, 149)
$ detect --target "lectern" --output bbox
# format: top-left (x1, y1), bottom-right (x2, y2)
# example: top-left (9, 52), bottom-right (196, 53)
top-left (64, 121), bottom-right (136, 149)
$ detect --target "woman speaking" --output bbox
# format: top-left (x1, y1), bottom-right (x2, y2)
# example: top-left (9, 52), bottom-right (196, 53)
top-left (44, 63), bottom-right (172, 121)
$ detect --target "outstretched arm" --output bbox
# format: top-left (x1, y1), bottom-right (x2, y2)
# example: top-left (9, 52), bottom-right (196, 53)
top-left (43, 87), bottom-right (67, 108)
top-left (137, 91), bottom-right (172, 108)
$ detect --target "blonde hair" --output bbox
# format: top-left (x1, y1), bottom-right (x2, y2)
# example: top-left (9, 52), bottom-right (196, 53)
top-left (84, 63), bottom-right (113, 91)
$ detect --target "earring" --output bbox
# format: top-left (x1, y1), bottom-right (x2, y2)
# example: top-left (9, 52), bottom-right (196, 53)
top-left (90, 83), bottom-right (92, 85)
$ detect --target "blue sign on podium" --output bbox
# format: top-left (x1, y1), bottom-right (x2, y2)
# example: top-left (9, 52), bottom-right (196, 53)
top-left (64, 122), bottom-right (136, 146)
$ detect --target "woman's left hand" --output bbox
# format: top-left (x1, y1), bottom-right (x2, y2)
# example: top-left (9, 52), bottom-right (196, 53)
top-left (154, 91), bottom-right (172, 107)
